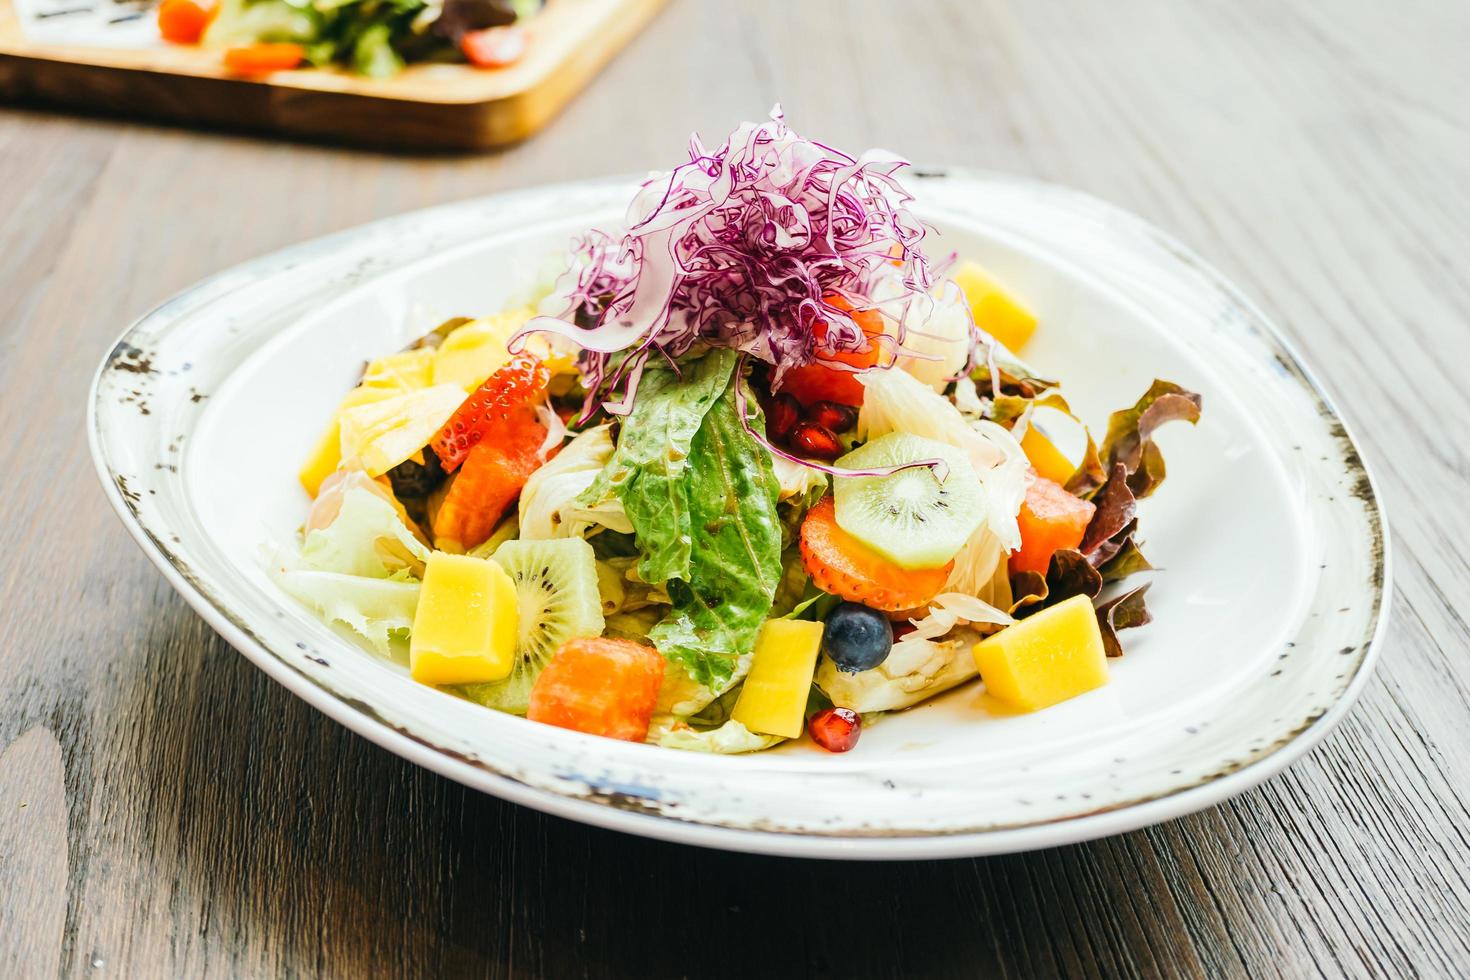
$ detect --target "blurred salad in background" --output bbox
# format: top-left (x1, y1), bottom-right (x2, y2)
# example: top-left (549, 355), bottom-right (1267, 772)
top-left (157, 0), bottom-right (541, 76)
top-left (276, 108), bottom-right (1201, 755)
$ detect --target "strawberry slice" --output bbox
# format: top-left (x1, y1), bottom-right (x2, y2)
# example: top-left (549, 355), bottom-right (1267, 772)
top-left (430, 416), bottom-right (546, 551)
top-left (431, 354), bottom-right (550, 473)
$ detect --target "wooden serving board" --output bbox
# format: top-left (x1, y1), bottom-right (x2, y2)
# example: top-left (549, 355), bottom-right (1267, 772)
top-left (0, 0), bottom-right (666, 149)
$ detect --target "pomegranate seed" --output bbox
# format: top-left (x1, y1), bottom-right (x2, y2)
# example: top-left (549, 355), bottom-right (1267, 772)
top-left (891, 621), bottom-right (919, 639)
top-left (789, 421), bottom-right (842, 460)
top-left (766, 392), bottom-right (801, 439)
top-left (809, 707), bottom-right (861, 752)
top-left (806, 400), bottom-right (858, 433)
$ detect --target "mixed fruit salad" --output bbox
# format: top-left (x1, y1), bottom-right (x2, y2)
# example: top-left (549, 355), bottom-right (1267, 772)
top-left (277, 109), bottom-right (1201, 754)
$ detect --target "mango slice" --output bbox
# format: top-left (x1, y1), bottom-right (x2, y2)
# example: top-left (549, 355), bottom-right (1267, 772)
top-left (731, 619), bottom-right (825, 738)
top-left (953, 260), bottom-right (1037, 353)
top-left (1020, 425), bottom-right (1075, 486)
top-left (431, 308), bottom-right (535, 391)
top-left (410, 552), bottom-right (518, 686)
top-left (299, 384), bottom-right (402, 497)
top-left (972, 594), bottom-right (1108, 711)
top-left (362, 348), bottom-right (436, 391)
top-left (337, 384), bottom-right (466, 477)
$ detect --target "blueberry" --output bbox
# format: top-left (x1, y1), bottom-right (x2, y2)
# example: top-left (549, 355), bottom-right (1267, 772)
top-left (822, 602), bottom-right (893, 673)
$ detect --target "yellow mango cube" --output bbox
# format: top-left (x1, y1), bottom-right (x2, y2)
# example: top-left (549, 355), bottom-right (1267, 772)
top-left (953, 260), bottom-right (1038, 353)
top-left (972, 595), bottom-right (1108, 711)
top-left (298, 384), bottom-right (403, 497)
top-left (410, 552), bottom-right (518, 686)
top-left (337, 384), bottom-right (466, 477)
top-left (431, 308), bottom-right (534, 391)
top-left (1020, 425), bottom-right (1075, 486)
top-left (362, 348), bottom-right (436, 391)
top-left (731, 619), bottom-right (825, 738)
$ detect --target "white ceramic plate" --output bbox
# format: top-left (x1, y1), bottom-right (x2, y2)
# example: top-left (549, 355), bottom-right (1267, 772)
top-left (89, 172), bottom-right (1389, 860)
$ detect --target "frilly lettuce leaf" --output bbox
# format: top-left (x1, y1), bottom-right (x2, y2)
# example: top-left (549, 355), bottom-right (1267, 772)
top-left (518, 424), bottom-right (627, 540)
top-left (771, 452), bottom-right (830, 502)
top-left (299, 485), bottom-right (429, 579)
top-left (1099, 379), bottom-right (1202, 499)
top-left (1097, 583), bottom-right (1153, 657)
top-left (651, 717), bottom-right (784, 754)
top-left (275, 568), bottom-right (419, 658)
top-left (604, 606), bottom-right (666, 644)
top-left (904, 592), bottom-right (1012, 640)
top-left (655, 652), bottom-right (752, 717)
top-left (597, 556), bottom-right (671, 612)
top-left (1079, 462), bottom-right (1137, 555)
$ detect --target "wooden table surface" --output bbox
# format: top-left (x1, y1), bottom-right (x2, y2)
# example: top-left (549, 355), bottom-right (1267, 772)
top-left (3, 1), bottom-right (1469, 976)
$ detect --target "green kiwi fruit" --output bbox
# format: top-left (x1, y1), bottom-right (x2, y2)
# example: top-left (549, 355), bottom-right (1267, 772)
top-left (459, 537), bottom-right (605, 714)
top-left (832, 432), bottom-right (986, 569)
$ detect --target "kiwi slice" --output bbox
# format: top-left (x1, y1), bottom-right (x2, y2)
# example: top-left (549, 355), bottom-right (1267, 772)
top-left (460, 537), bottom-right (605, 714)
top-left (832, 432), bottom-right (986, 569)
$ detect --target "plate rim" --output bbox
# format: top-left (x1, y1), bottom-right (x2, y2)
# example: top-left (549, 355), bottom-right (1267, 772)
top-left (87, 169), bottom-right (1393, 860)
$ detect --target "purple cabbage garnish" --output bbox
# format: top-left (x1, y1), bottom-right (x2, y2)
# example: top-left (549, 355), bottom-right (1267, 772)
top-left (516, 106), bottom-right (939, 421)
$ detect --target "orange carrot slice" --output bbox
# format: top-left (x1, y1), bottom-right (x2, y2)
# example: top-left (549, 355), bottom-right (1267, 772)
top-left (223, 43), bottom-right (305, 74)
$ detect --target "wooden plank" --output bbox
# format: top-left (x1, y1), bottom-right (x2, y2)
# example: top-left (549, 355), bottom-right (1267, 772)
top-left (1, 0), bottom-right (1469, 976)
top-left (0, 0), bottom-right (668, 149)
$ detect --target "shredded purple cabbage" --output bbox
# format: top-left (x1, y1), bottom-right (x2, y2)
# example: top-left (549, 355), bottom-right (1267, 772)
top-left (515, 107), bottom-right (939, 420)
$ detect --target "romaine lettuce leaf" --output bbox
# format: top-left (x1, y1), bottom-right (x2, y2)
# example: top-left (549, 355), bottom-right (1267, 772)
top-left (578, 351), bottom-right (736, 583)
top-left (646, 366), bottom-right (783, 689)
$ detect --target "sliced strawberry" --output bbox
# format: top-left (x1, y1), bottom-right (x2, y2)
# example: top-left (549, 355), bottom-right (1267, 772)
top-left (430, 417), bottom-right (546, 551)
top-left (431, 354), bottom-right (550, 473)
top-left (527, 637), bottom-right (665, 741)
top-left (799, 497), bottom-right (951, 611)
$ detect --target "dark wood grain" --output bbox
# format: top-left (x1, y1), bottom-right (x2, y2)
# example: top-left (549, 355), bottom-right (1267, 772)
top-left (3, 1), bottom-right (1469, 977)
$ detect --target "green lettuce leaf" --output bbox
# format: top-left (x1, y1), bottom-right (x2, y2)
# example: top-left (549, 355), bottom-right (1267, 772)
top-left (654, 718), bottom-right (784, 754)
top-left (276, 569), bottom-right (419, 658)
top-left (298, 485), bottom-right (428, 579)
top-left (579, 351), bottom-right (736, 584)
top-left (646, 366), bottom-right (783, 689)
